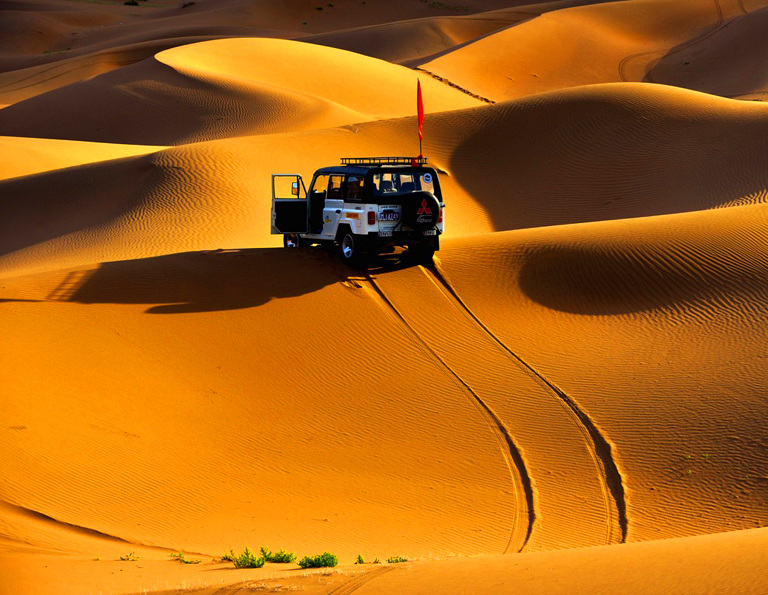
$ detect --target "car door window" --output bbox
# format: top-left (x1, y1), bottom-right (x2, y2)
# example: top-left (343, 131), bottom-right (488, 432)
top-left (311, 174), bottom-right (329, 195)
top-left (328, 175), bottom-right (344, 200)
top-left (346, 175), bottom-right (365, 201)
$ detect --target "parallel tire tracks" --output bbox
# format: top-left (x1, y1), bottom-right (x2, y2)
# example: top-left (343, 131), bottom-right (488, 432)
top-left (363, 271), bottom-right (535, 553)
top-left (327, 566), bottom-right (397, 595)
top-left (427, 265), bottom-right (628, 542)
top-left (363, 262), bottom-right (629, 549)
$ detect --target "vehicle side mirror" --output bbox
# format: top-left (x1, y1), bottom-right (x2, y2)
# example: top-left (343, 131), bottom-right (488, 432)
top-left (291, 182), bottom-right (299, 196)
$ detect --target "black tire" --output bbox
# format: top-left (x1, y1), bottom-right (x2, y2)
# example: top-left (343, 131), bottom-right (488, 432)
top-left (401, 191), bottom-right (441, 231)
top-left (283, 233), bottom-right (304, 248)
top-left (337, 228), bottom-right (368, 267)
top-left (408, 237), bottom-right (437, 266)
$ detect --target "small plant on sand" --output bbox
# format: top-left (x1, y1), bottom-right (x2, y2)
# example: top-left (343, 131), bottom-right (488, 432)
top-left (355, 554), bottom-right (365, 564)
top-left (260, 546), bottom-right (296, 563)
top-left (232, 547), bottom-right (266, 568)
top-left (372, 558), bottom-right (381, 564)
top-left (297, 552), bottom-right (338, 568)
top-left (220, 548), bottom-right (236, 562)
top-left (171, 552), bottom-right (201, 564)
top-left (386, 556), bottom-right (408, 564)
top-left (120, 552), bottom-right (139, 561)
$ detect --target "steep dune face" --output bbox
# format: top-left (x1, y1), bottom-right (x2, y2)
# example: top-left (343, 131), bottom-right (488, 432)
top-left (648, 6), bottom-right (768, 99)
top-left (439, 83), bottom-right (768, 230)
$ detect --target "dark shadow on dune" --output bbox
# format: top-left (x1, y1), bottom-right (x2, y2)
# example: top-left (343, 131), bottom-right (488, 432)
top-left (52, 248), bottom-right (353, 314)
top-left (516, 244), bottom-right (758, 316)
top-left (449, 93), bottom-right (768, 234)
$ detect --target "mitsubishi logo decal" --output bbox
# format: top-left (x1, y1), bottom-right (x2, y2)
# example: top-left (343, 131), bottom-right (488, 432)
top-left (417, 199), bottom-right (432, 215)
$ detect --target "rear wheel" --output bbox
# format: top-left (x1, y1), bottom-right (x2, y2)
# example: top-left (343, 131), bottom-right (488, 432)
top-left (408, 237), bottom-right (437, 266)
top-left (338, 229), bottom-right (368, 267)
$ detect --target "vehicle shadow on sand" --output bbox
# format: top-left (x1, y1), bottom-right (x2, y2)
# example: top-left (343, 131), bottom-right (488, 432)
top-left (49, 248), bottom-right (357, 314)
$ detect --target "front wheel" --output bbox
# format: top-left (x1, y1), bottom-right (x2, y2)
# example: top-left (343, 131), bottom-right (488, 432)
top-left (284, 233), bottom-right (304, 248)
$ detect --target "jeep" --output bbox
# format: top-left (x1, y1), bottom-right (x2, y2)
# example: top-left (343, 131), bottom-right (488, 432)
top-left (271, 156), bottom-right (444, 265)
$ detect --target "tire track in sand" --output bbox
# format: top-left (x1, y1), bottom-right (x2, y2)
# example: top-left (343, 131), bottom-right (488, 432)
top-left (363, 271), bottom-right (535, 554)
top-left (327, 566), bottom-right (396, 595)
top-left (427, 265), bottom-right (628, 543)
top-left (364, 264), bottom-right (625, 550)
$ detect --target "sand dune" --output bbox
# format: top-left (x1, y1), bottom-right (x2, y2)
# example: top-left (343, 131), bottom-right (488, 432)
top-left (0, 38), bottom-right (482, 144)
top-left (4, 82), bottom-right (768, 278)
top-left (3, 0), bottom-right (768, 593)
top-left (0, 136), bottom-right (163, 181)
top-left (437, 203), bottom-right (768, 543)
top-left (422, 0), bottom-right (768, 101)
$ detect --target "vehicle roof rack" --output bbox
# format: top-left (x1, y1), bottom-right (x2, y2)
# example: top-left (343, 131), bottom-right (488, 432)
top-left (340, 156), bottom-right (428, 166)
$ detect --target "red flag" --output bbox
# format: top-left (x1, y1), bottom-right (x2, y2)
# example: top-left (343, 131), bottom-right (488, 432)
top-left (417, 79), bottom-right (424, 143)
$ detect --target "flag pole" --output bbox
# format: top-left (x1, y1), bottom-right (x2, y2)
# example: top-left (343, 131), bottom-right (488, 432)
top-left (417, 78), bottom-right (424, 159)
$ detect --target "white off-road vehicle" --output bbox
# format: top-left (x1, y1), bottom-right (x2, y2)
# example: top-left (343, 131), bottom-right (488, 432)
top-left (271, 157), bottom-right (444, 265)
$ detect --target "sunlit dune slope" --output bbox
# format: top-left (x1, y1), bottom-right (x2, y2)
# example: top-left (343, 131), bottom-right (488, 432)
top-left (4, 83), bottom-right (768, 279)
top-left (0, 38), bottom-right (481, 144)
top-left (437, 202), bottom-right (768, 542)
top-left (0, 249), bottom-right (521, 561)
top-left (0, 136), bottom-right (164, 181)
top-left (422, 0), bottom-right (768, 101)
top-left (2, 204), bottom-right (767, 573)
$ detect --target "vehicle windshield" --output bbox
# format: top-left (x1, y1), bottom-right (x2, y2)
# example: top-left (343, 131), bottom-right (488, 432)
top-left (372, 171), bottom-right (437, 197)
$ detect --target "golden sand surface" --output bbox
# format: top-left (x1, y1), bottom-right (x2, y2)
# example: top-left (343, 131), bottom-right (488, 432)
top-left (1, 0), bottom-right (768, 593)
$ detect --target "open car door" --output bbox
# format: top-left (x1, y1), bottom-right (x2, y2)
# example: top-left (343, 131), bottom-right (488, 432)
top-left (271, 174), bottom-right (308, 234)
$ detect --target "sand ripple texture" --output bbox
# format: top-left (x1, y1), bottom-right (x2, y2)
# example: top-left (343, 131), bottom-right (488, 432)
top-left (2, 0), bottom-right (768, 593)
top-left (438, 203), bottom-right (768, 542)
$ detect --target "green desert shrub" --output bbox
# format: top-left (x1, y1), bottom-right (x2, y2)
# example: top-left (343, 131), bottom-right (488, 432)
top-left (297, 551), bottom-right (338, 568)
top-left (232, 547), bottom-right (265, 568)
top-left (260, 546), bottom-right (296, 563)
top-left (386, 556), bottom-right (408, 563)
top-left (220, 548), bottom-right (236, 562)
